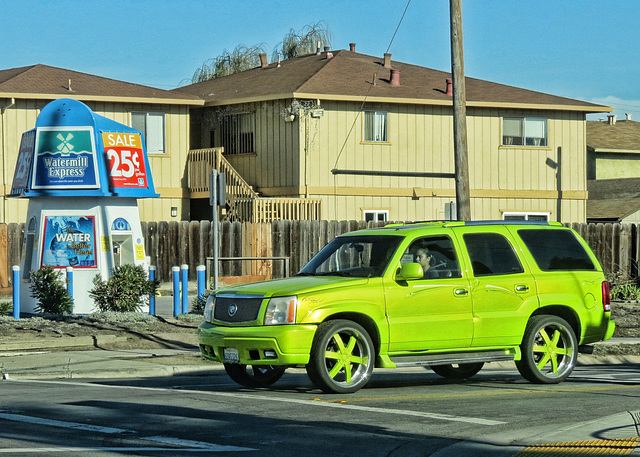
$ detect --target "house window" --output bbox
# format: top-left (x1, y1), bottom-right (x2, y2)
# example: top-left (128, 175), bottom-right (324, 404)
top-left (503, 212), bottom-right (550, 222)
top-left (364, 210), bottom-right (389, 222)
top-left (218, 112), bottom-right (255, 155)
top-left (502, 117), bottom-right (548, 147)
top-left (363, 111), bottom-right (388, 142)
top-left (132, 112), bottom-right (165, 154)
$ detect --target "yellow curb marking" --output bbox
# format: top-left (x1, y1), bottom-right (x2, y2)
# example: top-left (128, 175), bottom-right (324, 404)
top-left (514, 438), bottom-right (639, 455)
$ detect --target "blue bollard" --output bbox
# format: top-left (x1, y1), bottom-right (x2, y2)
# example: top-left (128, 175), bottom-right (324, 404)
top-left (149, 265), bottom-right (156, 316)
top-left (12, 266), bottom-right (20, 320)
top-left (197, 265), bottom-right (206, 300)
top-left (66, 267), bottom-right (74, 302)
top-left (172, 266), bottom-right (180, 317)
top-left (181, 264), bottom-right (189, 314)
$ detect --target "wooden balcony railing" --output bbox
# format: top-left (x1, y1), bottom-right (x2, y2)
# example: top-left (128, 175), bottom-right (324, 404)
top-left (187, 148), bottom-right (322, 223)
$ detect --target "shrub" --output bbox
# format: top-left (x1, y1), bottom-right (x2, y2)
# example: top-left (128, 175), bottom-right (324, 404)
top-left (29, 266), bottom-right (74, 314)
top-left (611, 282), bottom-right (640, 301)
top-left (89, 264), bottom-right (159, 312)
top-left (191, 291), bottom-right (209, 314)
top-left (0, 300), bottom-right (12, 316)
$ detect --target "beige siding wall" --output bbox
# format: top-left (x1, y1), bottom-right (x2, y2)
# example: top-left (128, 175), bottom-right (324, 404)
top-left (303, 102), bottom-right (587, 223)
top-left (0, 98), bottom-right (190, 223)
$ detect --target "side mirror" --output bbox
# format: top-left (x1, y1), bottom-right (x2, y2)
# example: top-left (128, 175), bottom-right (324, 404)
top-left (396, 262), bottom-right (423, 281)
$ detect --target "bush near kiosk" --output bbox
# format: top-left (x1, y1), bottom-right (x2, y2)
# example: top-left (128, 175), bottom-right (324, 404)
top-left (29, 266), bottom-right (73, 315)
top-left (89, 264), bottom-right (159, 312)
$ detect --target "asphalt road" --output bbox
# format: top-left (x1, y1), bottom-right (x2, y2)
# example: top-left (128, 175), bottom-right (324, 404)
top-left (1, 363), bottom-right (639, 456)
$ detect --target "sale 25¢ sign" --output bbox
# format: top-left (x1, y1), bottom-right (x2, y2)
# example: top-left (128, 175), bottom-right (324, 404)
top-left (102, 132), bottom-right (148, 189)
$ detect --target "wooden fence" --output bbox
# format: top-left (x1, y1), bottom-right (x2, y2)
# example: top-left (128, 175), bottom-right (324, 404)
top-left (2, 221), bottom-right (640, 287)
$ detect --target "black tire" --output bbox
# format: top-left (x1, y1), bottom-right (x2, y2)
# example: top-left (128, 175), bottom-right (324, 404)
top-left (306, 320), bottom-right (375, 394)
top-left (224, 364), bottom-right (286, 388)
top-left (515, 315), bottom-right (577, 384)
top-left (430, 362), bottom-right (484, 379)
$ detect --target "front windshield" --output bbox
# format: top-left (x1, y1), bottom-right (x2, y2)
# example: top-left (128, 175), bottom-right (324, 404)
top-left (298, 235), bottom-right (403, 278)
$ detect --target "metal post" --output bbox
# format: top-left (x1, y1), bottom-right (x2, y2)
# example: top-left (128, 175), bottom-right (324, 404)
top-left (149, 265), bottom-right (156, 315)
top-left (181, 264), bottom-right (189, 315)
top-left (197, 265), bottom-right (206, 298)
top-left (66, 267), bottom-right (74, 302)
top-left (210, 170), bottom-right (220, 291)
top-left (12, 266), bottom-right (20, 320)
top-left (172, 266), bottom-right (180, 317)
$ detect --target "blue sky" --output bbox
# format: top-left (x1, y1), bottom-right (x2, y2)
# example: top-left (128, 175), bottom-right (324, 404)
top-left (2, 0), bottom-right (638, 120)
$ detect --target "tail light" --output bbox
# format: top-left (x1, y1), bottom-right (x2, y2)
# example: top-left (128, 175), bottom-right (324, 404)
top-left (602, 281), bottom-right (611, 312)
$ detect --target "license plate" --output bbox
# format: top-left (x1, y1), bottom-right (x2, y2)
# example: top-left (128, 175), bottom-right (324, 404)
top-left (223, 347), bottom-right (239, 363)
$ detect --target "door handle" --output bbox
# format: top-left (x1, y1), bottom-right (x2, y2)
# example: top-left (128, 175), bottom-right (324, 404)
top-left (515, 284), bottom-right (529, 292)
top-left (454, 288), bottom-right (469, 296)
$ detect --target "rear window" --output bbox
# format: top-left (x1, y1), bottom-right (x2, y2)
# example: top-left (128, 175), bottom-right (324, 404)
top-left (517, 229), bottom-right (596, 271)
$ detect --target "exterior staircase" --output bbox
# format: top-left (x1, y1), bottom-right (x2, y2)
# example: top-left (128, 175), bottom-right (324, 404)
top-left (187, 148), bottom-right (322, 222)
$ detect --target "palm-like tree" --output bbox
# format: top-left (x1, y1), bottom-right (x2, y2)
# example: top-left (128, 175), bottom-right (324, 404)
top-left (188, 22), bottom-right (333, 83)
top-left (272, 21), bottom-right (333, 61)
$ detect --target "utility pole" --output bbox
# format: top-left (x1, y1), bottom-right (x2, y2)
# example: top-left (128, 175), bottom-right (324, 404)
top-left (449, 0), bottom-right (471, 220)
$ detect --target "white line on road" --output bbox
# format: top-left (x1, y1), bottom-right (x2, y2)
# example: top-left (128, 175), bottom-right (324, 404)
top-left (0, 411), bottom-right (254, 452)
top-left (7, 378), bottom-right (506, 426)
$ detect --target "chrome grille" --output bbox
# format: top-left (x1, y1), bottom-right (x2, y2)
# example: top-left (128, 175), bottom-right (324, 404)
top-left (213, 294), bottom-right (264, 323)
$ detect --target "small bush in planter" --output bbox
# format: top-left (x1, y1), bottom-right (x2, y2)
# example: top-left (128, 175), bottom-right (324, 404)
top-left (29, 266), bottom-right (74, 314)
top-left (90, 264), bottom-right (159, 312)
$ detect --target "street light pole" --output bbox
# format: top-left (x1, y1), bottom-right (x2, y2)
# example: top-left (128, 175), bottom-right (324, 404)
top-left (450, 0), bottom-right (471, 221)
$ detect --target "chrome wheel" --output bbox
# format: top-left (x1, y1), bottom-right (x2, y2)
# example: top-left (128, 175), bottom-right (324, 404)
top-left (430, 362), bottom-right (484, 379)
top-left (224, 364), bottom-right (286, 388)
top-left (306, 320), bottom-right (374, 394)
top-left (516, 315), bottom-right (577, 384)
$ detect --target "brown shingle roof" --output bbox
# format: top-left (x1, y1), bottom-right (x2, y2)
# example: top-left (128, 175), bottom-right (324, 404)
top-left (175, 50), bottom-right (611, 112)
top-left (0, 64), bottom-right (202, 105)
top-left (587, 119), bottom-right (640, 152)
top-left (587, 178), bottom-right (640, 220)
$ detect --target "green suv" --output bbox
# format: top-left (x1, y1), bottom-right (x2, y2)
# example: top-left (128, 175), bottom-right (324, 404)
top-left (198, 221), bottom-right (615, 394)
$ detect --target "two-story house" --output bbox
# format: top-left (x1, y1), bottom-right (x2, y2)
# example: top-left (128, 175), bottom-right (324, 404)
top-left (176, 45), bottom-right (611, 223)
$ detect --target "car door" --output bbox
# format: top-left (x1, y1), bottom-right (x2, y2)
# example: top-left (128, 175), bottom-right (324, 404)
top-left (456, 226), bottom-right (539, 347)
top-left (385, 233), bottom-right (473, 352)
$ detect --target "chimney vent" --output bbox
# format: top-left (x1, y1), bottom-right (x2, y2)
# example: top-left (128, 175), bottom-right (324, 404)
top-left (390, 69), bottom-right (400, 86)
top-left (626, 113), bottom-right (632, 121)
top-left (445, 78), bottom-right (453, 96)
top-left (349, 42), bottom-right (356, 52)
top-left (316, 41), bottom-right (322, 55)
top-left (259, 53), bottom-right (269, 68)
top-left (608, 114), bottom-right (617, 125)
top-left (384, 53), bottom-right (392, 69)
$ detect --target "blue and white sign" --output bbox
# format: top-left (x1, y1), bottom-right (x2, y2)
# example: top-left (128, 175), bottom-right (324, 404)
top-left (31, 126), bottom-right (100, 189)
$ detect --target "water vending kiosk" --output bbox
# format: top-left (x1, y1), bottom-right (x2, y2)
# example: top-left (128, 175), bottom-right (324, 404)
top-left (9, 98), bottom-right (158, 314)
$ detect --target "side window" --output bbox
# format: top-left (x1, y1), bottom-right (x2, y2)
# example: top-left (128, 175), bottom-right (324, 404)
top-left (132, 112), bottom-right (165, 154)
top-left (518, 229), bottom-right (596, 271)
top-left (403, 235), bottom-right (461, 279)
top-left (363, 110), bottom-right (388, 142)
top-left (463, 233), bottom-right (524, 276)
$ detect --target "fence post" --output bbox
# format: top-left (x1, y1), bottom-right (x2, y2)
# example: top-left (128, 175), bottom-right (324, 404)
top-left (172, 266), bottom-right (180, 317)
top-left (181, 264), bottom-right (189, 315)
top-left (149, 265), bottom-right (156, 316)
top-left (197, 265), bottom-right (206, 299)
top-left (12, 266), bottom-right (19, 319)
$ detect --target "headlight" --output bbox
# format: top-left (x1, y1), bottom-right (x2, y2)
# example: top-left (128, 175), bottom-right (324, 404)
top-left (264, 296), bottom-right (298, 325)
top-left (203, 294), bottom-right (215, 322)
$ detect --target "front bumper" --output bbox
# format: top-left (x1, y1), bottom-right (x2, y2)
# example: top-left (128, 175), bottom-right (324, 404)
top-left (197, 322), bottom-right (317, 366)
